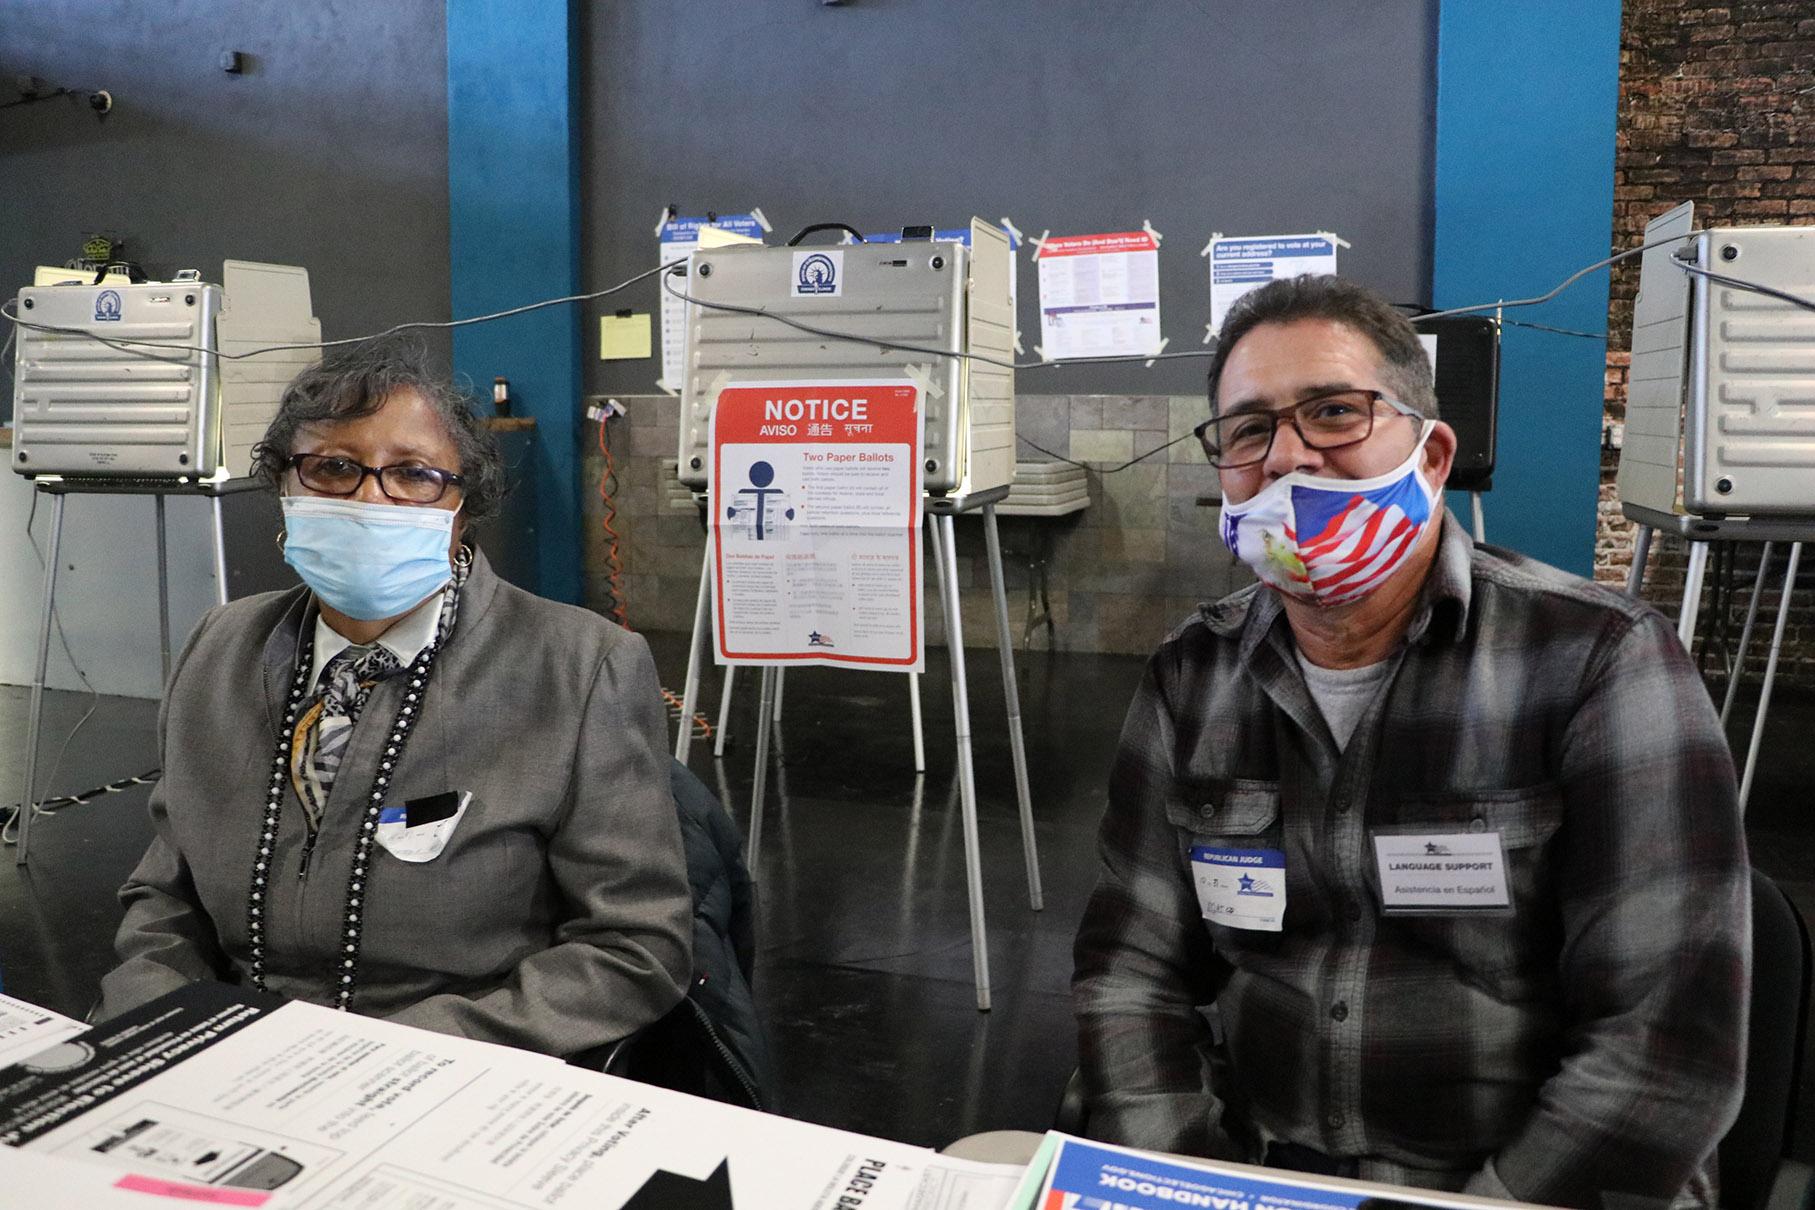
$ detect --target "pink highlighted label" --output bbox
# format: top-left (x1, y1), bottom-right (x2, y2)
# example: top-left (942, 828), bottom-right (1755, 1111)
top-left (114, 1175), bottom-right (271, 1205)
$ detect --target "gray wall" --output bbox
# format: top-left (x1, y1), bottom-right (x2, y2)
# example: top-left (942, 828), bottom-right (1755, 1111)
top-left (584, 0), bottom-right (1438, 398)
top-left (0, 0), bottom-right (451, 694)
top-left (0, 0), bottom-right (450, 371)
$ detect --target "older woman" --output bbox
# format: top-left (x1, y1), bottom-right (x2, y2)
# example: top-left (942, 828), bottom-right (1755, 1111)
top-left (98, 339), bottom-right (692, 1058)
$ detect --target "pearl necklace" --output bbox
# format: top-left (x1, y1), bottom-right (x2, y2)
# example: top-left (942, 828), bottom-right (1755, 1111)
top-left (245, 604), bottom-right (448, 1010)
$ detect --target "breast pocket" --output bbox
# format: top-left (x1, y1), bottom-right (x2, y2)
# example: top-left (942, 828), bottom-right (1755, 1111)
top-left (1380, 785), bottom-right (1566, 1000)
top-left (1163, 778), bottom-right (1282, 849)
top-left (369, 792), bottom-right (545, 972)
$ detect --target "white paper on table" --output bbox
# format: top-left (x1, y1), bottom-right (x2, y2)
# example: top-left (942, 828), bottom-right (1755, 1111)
top-left (17, 998), bottom-right (1022, 1210)
top-left (0, 1146), bottom-right (223, 1208)
top-left (1207, 233), bottom-right (1341, 334)
top-left (1036, 230), bottom-right (1163, 361)
top-left (657, 213), bottom-right (767, 392)
top-left (0, 993), bottom-right (86, 1070)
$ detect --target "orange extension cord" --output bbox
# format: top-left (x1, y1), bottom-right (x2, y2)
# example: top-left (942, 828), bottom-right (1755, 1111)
top-left (596, 412), bottom-right (629, 628)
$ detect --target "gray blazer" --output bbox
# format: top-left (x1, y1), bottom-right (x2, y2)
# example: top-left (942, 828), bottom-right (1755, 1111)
top-left (99, 553), bottom-right (693, 1058)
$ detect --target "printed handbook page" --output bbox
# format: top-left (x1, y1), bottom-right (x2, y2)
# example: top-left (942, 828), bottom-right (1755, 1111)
top-left (711, 380), bottom-right (925, 671)
top-left (0, 984), bottom-right (1017, 1210)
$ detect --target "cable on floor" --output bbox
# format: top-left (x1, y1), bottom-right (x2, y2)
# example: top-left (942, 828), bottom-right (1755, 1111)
top-left (2, 767), bottom-right (161, 845)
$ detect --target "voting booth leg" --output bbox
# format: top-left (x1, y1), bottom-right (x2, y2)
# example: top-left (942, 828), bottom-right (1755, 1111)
top-left (713, 665), bottom-right (737, 757)
top-left (1739, 542), bottom-right (1801, 815)
top-left (1721, 543), bottom-right (1775, 728)
top-left (773, 668), bottom-right (786, 725)
top-left (210, 494), bottom-right (229, 607)
top-left (983, 505), bottom-right (1043, 912)
top-left (676, 537), bottom-right (713, 763)
top-left (1626, 524), bottom-right (1653, 596)
top-left (930, 512), bottom-right (993, 1011)
top-left (1677, 540), bottom-right (1711, 649)
top-left (908, 673), bottom-right (926, 774)
top-left (16, 492), bottom-right (67, 867)
top-left (155, 495), bottom-right (173, 686)
top-left (1469, 493), bottom-right (1486, 544)
top-left (746, 666), bottom-right (779, 874)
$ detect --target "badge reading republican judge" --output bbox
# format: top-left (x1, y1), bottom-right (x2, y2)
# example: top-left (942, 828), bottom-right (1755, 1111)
top-left (1189, 847), bottom-right (1287, 932)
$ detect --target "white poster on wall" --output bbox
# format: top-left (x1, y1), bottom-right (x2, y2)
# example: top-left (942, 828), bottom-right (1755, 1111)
top-left (655, 212), bottom-right (767, 392)
top-left (1036, 230), bottom-right (1163, 360)
top-left (1206, 233), bottom-right (1342, 333)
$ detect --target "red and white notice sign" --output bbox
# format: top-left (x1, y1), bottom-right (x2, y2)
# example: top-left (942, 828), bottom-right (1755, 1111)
top-left (1036, 229), bottom-right (1163, 360)
top-left (710, 380), bottom-right (924, 670)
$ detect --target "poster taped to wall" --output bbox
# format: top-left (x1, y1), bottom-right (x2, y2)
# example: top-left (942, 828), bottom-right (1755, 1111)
top-left (1207, 233), bottom-right (1341, 333)
top-left (656, 213), bottom-right (767, 391)
top-left (710, 380), bottom-right (924, 671)
top-left (1035, 230), bottom-right (1163, 360)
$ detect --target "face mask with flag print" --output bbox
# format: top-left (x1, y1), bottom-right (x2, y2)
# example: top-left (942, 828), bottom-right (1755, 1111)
top-left (1218, 421), bottom-right (1438, 607)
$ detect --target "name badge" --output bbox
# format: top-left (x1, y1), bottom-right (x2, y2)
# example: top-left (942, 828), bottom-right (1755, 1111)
top-left (375, 791), bottom-right (471, 864)
top-left (1372, 832), bottom-right (1510, 914)
top-left (1189, 847), bottom-right (1286, 932)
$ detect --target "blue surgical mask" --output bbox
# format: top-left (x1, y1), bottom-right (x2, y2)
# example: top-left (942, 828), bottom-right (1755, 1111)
top-left (280, 497), bottom-right (460, 621)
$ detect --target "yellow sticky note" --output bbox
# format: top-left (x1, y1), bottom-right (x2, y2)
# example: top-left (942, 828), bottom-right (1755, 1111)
top-left (600, 312), bottom-right (653, 361)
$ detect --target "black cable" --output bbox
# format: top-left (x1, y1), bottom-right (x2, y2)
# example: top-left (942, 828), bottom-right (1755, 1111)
top-left (1501, 319), bottom-right (1608, 340)
top-left (0, 87), bottom-right (98, 111)
top-left (0, 260), bottom-right (689, 362)
top-left (660, 269), bottom-right (1215, 372)
top-left (1418, 230), bottom-right (1702, 323)
top-left (1675, 262), bottom-right (1815, 316)
top-left (1018, 431), bottom-right (1195, 474)
top-left (2, 768), bottom-right (162, 841)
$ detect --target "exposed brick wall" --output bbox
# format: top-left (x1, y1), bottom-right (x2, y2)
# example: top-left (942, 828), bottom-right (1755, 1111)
top-left (1599, 0), bottom-right (1815, 685)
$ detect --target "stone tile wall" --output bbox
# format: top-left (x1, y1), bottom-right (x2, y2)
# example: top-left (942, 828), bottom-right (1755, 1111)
top-left (581, 394), bottom-right (1253, 655)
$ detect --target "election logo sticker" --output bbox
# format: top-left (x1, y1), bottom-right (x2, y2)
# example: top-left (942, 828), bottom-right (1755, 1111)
top-left (94, 289), bottom-right (123, 322)
top-left (791, 250), bottom-right (842, 297)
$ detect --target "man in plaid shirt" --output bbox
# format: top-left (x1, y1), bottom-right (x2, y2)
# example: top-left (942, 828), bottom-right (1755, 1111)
top-left (1073, 276), bottom-right (1748, 1208)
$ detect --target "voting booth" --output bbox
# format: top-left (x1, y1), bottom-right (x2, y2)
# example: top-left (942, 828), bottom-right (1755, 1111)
top-left (1619, 201), bottom-right (1815, 813)
top-left (6, 261), bottom-right (319, 866)
top-left (667, 221), bottom-right (1039, 1011)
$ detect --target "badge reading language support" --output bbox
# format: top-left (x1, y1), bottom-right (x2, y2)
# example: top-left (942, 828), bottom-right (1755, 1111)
top-left (1189, 847), bottom-right (1287, 932)
top-left (1372, 832), bottom-right (1511, 914)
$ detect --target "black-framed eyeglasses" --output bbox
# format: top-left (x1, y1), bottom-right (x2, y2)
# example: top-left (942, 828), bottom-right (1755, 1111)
top-left (1192, 389), bottom-right (1421, 470)
top-left (287, 453), bottom-right (465, 504)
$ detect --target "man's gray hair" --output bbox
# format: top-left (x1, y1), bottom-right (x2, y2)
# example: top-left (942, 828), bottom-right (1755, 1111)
top-left (1206, 275), bottom-right (1438, 419)
top-left (252, 338), bottom-right (506, 523)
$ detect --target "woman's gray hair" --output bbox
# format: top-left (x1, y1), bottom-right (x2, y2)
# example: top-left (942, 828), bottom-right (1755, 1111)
top-left (1207, 275), bottom-right (1439, 419)
top-left (252, 337), bottom-right (506, 523)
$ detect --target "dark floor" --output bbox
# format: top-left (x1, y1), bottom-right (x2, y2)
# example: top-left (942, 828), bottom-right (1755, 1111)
top-left (3, 636), bottom-right (1814, 1159)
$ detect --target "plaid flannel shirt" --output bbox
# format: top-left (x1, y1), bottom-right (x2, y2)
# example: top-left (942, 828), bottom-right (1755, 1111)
top-left (1073, 515), bottom-right (1749, 1209)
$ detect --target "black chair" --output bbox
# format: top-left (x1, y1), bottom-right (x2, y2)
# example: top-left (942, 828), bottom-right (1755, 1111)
top-left (569, 760), bottom-right (773, 1112)
top-left (1721, 868), bottom-right (1812, 1210)
top-left (1055, 869), bottom-right (1813, 1209)
top-left (1054, 1067), bottom-right (1087, 1136)
top-left (589, 993), bottom-right (766, 1111)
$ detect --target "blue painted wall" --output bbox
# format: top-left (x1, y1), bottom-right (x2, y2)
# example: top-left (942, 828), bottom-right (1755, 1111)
top-left (1434, 1), bottom-right (1623, 577)
top-left (447, 0), bottom-right (581, 603)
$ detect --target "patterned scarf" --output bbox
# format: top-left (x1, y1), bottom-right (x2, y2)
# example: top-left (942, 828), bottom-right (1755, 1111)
top-left (288, 570), bottom-right (465, 829)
